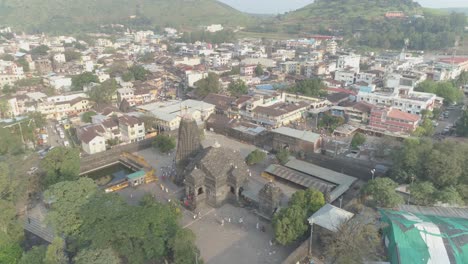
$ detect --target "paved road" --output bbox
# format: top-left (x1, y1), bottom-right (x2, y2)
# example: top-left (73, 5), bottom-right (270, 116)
top-left (435, 106), bottom-right (463, 134)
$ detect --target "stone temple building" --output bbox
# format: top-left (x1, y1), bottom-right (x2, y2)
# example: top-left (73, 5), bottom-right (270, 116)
top-left (258, 182), bottom-right (282, 218)
top-left (182, 143), bottom-right (248, 210)
top-left (175, 115), bottom-right (202, 184)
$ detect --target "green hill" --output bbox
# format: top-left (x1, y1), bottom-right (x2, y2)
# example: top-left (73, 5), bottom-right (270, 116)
top-left (439, 8), bottom-right (468, 15)
top-left (281, 0), bottom-right (422, 31)
top-left (0, 0), bottom-right (252, 33)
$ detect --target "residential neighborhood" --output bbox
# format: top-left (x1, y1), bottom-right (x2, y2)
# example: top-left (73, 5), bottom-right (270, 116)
top-left (1, 2), bottom-right (468, 264)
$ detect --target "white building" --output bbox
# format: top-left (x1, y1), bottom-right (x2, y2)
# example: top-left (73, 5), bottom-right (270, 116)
top-left (137, 99), bottom-right (215, 131)
top-left (205, 24), bottom-right (224, 33)
top-left (117, 88), bottom-right (135, 106)
top-left (118, 115), bottom-right (145, 143)
top-left (186, 71), bottom-right (208, 87)
top-left (45, 76), bottom-right (72, 91)
top-left (81, 133), bottom-right (106, 155)
top-left (53, 53), bottom-right (66, 63)
top-left (357, 89), bottom-right (439, 115)
top-left (334, 69), bottom-right (356, 86)
top-left (337, 54), bottom-right (360, 72)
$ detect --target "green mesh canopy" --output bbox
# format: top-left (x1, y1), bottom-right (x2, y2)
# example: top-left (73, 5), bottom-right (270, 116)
top-left (380, 209), bottom-right (468, 264)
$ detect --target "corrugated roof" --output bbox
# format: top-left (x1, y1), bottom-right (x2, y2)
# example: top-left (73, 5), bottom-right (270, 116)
top-left (272, 127), bottom-right (321, 143)
top-left (308, 204), bottom-right (354, 232)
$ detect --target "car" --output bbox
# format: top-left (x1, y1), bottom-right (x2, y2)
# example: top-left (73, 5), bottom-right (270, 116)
top-left (63, 141), bottom-right (70, 147)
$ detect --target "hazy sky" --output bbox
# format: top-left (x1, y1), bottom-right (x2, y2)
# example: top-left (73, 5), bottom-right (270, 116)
top-left (219, 0), bottom-right (468, 14)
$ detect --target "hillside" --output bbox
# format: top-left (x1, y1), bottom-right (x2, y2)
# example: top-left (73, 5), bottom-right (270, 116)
top-left (439, 8), bottom-right (468, 15)
top-left (280, 0), bottom-right (422, 31)
top-left (0, 0), bottom-right (252, 33)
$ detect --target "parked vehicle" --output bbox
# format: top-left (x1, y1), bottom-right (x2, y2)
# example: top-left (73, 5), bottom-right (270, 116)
top-left (63, 141), bottom-right (69, 147)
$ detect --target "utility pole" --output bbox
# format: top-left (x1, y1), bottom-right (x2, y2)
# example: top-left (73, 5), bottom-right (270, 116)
top-left (408, 175), bottom-right (415, 205)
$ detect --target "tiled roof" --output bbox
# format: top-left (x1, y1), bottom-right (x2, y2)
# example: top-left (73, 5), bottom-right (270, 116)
top-left (387, 108), bottom-right (420, 122)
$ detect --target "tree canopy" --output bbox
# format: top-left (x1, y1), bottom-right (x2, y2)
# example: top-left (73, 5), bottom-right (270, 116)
top-left (87, 79), bottom-right (118, 106)
top-left (194, 73), bottom-right (220, 98)
top-left (40, 147), bottom-right (81, 188)
top-left (350, 133), bottom-right (366, 149)
top-left (273, 188), bottom-right (325, 245)
top-left (456, 109), bottom-right (468, 137)
top-left (153, 134), bottom-right (176, 153)
top-left (362, 178), bottom-right (404, 208)
top-left (389, 139), bottom-right (468, 205)
top-left (288, 79), bottom-right (326, 97)
top-left (323, 215), bottom-right (381, 264)
top-left (275, 149), bottom-right (290, 165)
top-left (415, 80), bottom-right (463, 105)
top-left (227, 79), bottom-right (248, 97)
top-left (71, 72), bottom-right (99, 91)
top-left (245, 149), bottom-right (266, 165)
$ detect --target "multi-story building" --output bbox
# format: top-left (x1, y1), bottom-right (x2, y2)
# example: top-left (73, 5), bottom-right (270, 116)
top-left (357, 88), bottom-right (439, 115)
top-left (326, 40), bottom-right (337, 55)
top-left (117, 88), bottom-right (135, 106)
top-left (118, 115), bottom-right (145, 143)
top-left (334, 69), bottom-right (356, 86)
top-left (240, 64), bottom-right (256, 76)
top-left (369, 106), bottom-right (420, 134)
top-left (337, 54), bottom-right (360, 72)
top-left (279, 61), bottom-right (300, 75)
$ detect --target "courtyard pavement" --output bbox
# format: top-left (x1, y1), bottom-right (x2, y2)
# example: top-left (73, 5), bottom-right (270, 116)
top-left (115, 132), bottom-right (304, 264)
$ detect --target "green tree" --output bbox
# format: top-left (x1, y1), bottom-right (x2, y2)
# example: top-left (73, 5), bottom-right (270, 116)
top-left (78, 193), bottom-right (180, 263)
top-left (0, 243), bottom-right (23, 264)
top-left (44, 178), bottom-right (98, 236)
top-left (273, 188), bottom-right (325, 245)
top-left (273, 205), bottom-right (307, 245)
top-left (19, 246), bottom-right (47, 264)
top-left (16, 57), bottom-right (30, 72)
top-left (245, 149), bottom-right (266, 165)
top-left (0, 200), bottom-right (23, 245)
top-left (323, 216), bottom-right (381, 264)
top-left (455, 71), bottom-right (468, 87)
top-left (227, 79), bottom-right (248, 97)
top-left (82, 111), bottom-right (97, 123)
top-left (87, 79), bottom-right (118, 106)
top-left (362, 178), bottom-right (403, 208)
top-left (255, 64), bottom-right (264, 76)
top-left (436, 186), bottom-right (464, 206)
top-left (275, 149), bottom-right (290, 165)
top-left (194, 73), bottom-right (220, 98)
top-left (412, 117), bottom-right (434, 137)
top-left (350, 133), bottom-right (366, 149)
top-left (288, 79), bottom-right (326, 97)
top-left (425, 149), bottom-right (462, 188)
top-left (415, 80), bottom-right (463, 105)
top-left (31, 45), bottom-right (49, 56)
top-left (319, 113), bottom-right (344, 132)
top-left (153, 134), bottom-right (176, 153)
top-left (0, 127), bottom-right (23, 155)
top-left (409, 181), bottom-right (436, 206)
top-left (72, 72), bottom-right (99, 91)
top-left (64, 50), bottom-right (81, 61)
top-left (74, 248), bottom-right (121, 264)
top-left (456, 109), bottom-right (468, 137)
top-left (40, 147), bottom-right (81, 188)
top-left (170, 229), bottom-right (203, 264)
top-left (44, 237), bottom-right (67, 264)
top-left (128, 65), bottom-right (150, 81)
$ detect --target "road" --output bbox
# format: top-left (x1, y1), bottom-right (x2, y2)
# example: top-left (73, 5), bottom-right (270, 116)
top-left (434, 106), bottom-right (463, 134)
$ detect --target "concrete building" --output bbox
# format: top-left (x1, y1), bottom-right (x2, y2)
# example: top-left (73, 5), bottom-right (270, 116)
top-left (357, 89), bottom-right (439, 115)
top-left (137, 100), bottom-right (215, 131)
top-left (118, 115), bottom-right (145, 143)
top-left (272, 126), bottom-right (322, 155)
top-left (337, 54), bottom-right (360, 72)
top-left (369, 106), bottom-right (420, 134)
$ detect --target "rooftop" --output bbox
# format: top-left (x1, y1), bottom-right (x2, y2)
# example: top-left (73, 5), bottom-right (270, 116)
top-left (308, 204), bottom-right (354, 232)
top-left (127, 170), bottom-right (146, 180)
top-left (272, 127), bottom-right (321, 143)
